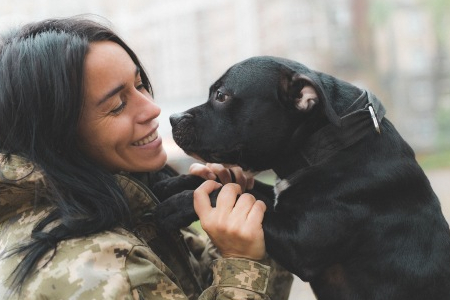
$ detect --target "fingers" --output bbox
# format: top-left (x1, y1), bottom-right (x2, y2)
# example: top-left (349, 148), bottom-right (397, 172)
top-left (189, 162), bottom-right (255, 192)
top-left (229, 167), bottom-right (246, 190)
top-left (212, 164), bottom-right (255, 191)
top-left (232, 193), bottom-right (257, 218)
top-left (198, 184), bottom-right (267, 260)
top-left (215, 183), bottom-right (242, 213)
top-left (189, 163), bottom-right (216, 180)
top-left (207, 163), bottom-right (232, 184)
top-left (232, 167), bottom-right (255, 190)
top-left (189, 162), bottom-right (233, 183)
top-left (229, 195), bottom-right (266, 234)
top-left (193, 180), bottom-right (222, 220)
top-left (246, 200), bottom-right (266, 227)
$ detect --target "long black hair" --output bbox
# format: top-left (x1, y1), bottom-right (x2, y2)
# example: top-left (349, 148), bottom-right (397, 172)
top-left (0, 16), bottom-right (152, 294)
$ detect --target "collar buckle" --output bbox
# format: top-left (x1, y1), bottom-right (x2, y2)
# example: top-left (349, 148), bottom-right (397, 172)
top-left (368, 104), bottom-right (381, 134)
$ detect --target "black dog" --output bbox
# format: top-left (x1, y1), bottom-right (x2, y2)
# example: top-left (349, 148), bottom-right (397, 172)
top-left (154, 56), bottom-right (450, 300)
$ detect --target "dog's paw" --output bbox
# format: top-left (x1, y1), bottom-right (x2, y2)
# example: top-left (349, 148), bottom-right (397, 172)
top-left (152, 175), bottom-right (205, 201)
top-left (155, 190), bottom-right (198, 231)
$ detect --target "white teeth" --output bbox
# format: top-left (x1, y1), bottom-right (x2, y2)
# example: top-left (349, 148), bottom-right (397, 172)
top-left (133, 131), bottom-right (158, 146)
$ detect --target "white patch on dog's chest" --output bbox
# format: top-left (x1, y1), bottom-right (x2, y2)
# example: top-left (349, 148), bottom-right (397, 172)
top-left (273, 178), bottom-right (290, 209)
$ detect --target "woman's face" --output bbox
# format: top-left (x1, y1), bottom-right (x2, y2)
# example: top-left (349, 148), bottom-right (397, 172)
top-left (78, 41), bottom-right (167, 172)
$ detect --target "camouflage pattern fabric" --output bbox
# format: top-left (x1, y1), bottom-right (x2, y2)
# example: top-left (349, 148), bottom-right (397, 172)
top-left (0, 154), bottom-right (293, 299)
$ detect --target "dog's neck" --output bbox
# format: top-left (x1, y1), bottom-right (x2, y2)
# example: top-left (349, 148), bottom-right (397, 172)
top-left (272, 155), bottom-right (309, 179)
top-left (273, 89), bottom-right (386, 180)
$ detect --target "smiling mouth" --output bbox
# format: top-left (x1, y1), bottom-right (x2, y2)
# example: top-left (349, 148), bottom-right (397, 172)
top-left (132, 131), bottom-right (158, 146)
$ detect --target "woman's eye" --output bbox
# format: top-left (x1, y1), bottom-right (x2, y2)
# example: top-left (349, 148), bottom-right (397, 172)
top-left (216, 91), bottom-right (229, 102)
top-left (136, 82), bottom-right (147, 91)
top-left (110, 101), bottom-right (127, 115)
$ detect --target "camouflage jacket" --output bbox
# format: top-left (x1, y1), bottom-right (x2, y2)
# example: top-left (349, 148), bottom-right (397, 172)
top-left (0, 154), bottom-right (293, 299)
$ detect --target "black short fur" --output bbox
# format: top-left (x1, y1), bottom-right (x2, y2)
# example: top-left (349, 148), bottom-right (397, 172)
top-left (154, 56), bottom-right (450, 300)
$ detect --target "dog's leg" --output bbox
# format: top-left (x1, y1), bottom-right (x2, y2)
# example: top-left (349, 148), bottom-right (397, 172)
top-left (154, 179), bottom-right (274, 230)
top-left (261, 171), bottom-right (368, 283)
top-left (151, 174), bottom-right (205, 201)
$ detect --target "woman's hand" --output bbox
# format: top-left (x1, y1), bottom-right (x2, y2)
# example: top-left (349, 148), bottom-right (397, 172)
top-left (189, 163), bottom-right (255, 191)
top-left (194, 180), bottom-right (266, 260)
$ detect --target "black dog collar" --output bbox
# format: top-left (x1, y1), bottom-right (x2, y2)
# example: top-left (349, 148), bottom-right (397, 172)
top-left (300, 89), bottom-right (386, 166)
top-left (274, 90), bottom-right (385, 205)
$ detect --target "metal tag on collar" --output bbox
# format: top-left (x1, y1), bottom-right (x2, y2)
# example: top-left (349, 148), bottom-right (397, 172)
top-left (368, 105), bottom-right (381, 134)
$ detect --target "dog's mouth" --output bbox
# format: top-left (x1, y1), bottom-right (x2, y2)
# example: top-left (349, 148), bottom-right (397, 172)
top-left (171, 114), bottom-right (251, 169)
top-left (185, 147), bottom-right (245, 168)
top-left (172, 122), bottom-right (245, 166)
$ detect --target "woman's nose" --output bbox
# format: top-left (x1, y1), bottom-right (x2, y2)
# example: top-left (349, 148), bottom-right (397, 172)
top-left (135, 92), bottom-right (160, 123)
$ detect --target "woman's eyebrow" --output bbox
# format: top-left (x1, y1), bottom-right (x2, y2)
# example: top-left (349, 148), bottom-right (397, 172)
top-left (96, 66), bottom-right (140, 106)
top-left (97, 84), bottom-right (125, 106)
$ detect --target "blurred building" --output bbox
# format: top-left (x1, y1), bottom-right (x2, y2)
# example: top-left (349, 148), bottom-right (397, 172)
top-left (1, 0), bottom-right (449, 155)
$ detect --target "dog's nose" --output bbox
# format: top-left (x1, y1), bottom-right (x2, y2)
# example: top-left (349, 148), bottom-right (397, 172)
top-left (170, 112), bottom-right (193, 127)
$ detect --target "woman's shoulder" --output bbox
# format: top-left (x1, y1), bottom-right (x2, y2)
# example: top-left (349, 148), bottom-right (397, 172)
top-left (47, 228), bottom-right (154, 275)
top-left (57, 227), bottom-right (144, 259)
top-left (15, 228), bottom-right (171, 299)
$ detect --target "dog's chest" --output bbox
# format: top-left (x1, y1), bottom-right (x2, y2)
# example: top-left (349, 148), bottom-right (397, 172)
top-left (273, 178), bottom-right (291, 209)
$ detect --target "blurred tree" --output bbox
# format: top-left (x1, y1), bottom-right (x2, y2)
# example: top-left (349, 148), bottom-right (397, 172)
top-left (349, 0), bottom-right (393, 106)
top-left (420, 0), bottom-right (450, 149)
top-left (420, 0), bottom-right (450, 46)
top-left (366, 0), bottom-right (450, 151)
top-left (369, 0), bottom-right (395, 25)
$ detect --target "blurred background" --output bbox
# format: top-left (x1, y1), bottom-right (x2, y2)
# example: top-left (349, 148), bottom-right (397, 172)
top-left (1, 0), bottom-right (449, 299)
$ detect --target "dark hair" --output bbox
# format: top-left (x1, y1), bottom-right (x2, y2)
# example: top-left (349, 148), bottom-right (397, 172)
top-left (0, 16), bottom-right (152, 294)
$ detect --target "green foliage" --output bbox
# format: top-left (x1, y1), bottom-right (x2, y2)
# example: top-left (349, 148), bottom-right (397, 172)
top-left (190, 221), bottom-right (206, 235)
top-left (419, 0), bottom-right (450, 45)
top-left (417, 150), bottom-right (450, 170)
top-left (437, 105), bottom-right (450, 149)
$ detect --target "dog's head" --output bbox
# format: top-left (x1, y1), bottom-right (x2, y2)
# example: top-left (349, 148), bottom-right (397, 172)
top-left (170, 56), bottom-right (362, 172)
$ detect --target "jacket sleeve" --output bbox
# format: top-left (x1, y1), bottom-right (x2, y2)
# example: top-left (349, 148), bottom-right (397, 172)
top-left (199, 258), bottom-right (271, 300)
top-left (182, 227), bottom-right (293, 300)
top-left (126, 245), bottom-right (273, 300)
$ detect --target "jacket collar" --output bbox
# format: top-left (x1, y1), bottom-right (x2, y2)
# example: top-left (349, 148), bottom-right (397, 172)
top-left (0, 154), bottom-right (49, 223)
top-left (115, 173), bottom-right (160, 219)
top-left (0, 154), bottom-right (160, 224)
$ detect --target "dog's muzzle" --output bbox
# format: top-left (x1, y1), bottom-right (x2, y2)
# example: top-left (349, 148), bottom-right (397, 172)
top-left (170, 112), bottom-right (197, 149)
top-left (170, 112), bottom-right (193, 127)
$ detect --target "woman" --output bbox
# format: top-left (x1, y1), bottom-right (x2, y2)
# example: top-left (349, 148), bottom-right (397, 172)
top-left (0, 16), bottom-right (293, 299)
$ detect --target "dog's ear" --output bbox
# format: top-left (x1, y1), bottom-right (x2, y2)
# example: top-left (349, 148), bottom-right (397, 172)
top-left (293, 82), bottom-right (318, 112)
top-left (288, 73), bottom-right (341, 127)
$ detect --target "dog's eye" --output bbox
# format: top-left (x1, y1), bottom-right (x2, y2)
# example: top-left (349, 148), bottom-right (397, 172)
top-left (215, 91), bottom-right (229, 103)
